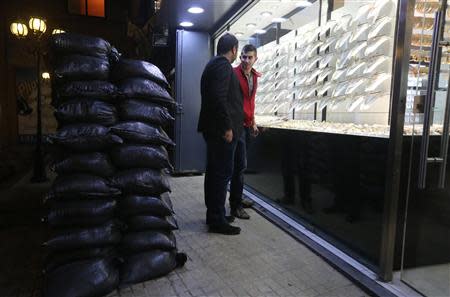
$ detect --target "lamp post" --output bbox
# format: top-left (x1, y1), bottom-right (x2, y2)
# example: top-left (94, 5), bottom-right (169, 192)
top-left (10, 17), bottom-right (63, 182)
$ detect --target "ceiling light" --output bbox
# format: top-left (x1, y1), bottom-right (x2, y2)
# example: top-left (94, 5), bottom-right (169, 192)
top-left (246, 23), bottom-right (257, 29)
top-left (272, 17), bottom-right (287, 23)
top-left (188, 6), bottom-right (204, 14)
top-left (260, 11), bottom-right (272, 17)
top-left (179, 21), bottom-right (193, 27)
top-left (295, 1), bottom-right (312, 7)
top-left (235, 32), bottom-right (244, 37)
top-left (255, 29), bottom-right (267, 34)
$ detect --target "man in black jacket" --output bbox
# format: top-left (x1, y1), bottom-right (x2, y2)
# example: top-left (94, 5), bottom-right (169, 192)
top-left (198, 33), bottom-right (244, 235)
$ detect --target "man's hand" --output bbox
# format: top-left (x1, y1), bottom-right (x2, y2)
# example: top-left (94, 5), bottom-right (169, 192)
top-left (250, 123), bottom-right (259, 137)
top-left (223, 129), bottom-right (233, 143)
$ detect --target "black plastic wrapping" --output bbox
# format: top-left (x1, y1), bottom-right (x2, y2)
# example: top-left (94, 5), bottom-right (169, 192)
top-left (54, 80), bottom-right (117, 100)
top-left (46, 199), bottom-right (117, 227)
top-left (118, 99), bottom-right (174, 126)
top-left (50, 33), bottom-right (112, 60)
top-left (110, 122), bottom-right (174, 146)
top-left (126, 215), bottom-right (178, 231)
top-left (117, 78), bottom-right (175, 104)
top-left (110, 168), bottom-right (171, 195)
top-left (44, 257), bottom-right (119, 297)
top-left (111, 59), bottom-right (169, 88)
top-left (55, 100), bottom-right (118, 126)
top-left (44, 221), bottom-right (121, 252)
top-left (119, 195), bottom-right (174, 217)
top-left (48, 124), bottom-right (123, 152)
top-left (110, 145), bottom-right (172, 170)
top-left (121, 231), bottom-right (176, 254)
top-left (54, 55), bottom-right (110, 82)
top-left (53, 152), bottom-right (116, 177)
top-left (49, 174), bottom-right (121, 200)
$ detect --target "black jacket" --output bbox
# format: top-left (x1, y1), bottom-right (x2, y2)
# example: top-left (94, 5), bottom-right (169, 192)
top-left (197, 56), bottom-right (243, 139)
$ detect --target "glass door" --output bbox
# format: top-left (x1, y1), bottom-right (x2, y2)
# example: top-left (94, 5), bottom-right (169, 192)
top-left (401, 0), bottom-right (450, 296)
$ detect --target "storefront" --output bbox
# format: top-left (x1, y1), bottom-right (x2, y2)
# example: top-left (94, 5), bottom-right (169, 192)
top-left (207, 0), bottom-right (449, 296)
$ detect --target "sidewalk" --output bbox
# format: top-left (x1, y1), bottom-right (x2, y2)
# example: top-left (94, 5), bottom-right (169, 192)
top-left (110, 175), bottom-right (366, 297)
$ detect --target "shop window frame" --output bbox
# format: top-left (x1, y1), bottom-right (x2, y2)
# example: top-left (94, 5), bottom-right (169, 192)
top-left (67, 0), bottom-right (107, 18)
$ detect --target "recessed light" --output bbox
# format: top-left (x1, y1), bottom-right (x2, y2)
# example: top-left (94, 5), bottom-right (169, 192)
top-left (260, 11), bottom-right (272, 17)
top-left (235, 32), bottom-right (244, 37)
top-left (295, 1), bottom-right (312, 7)
top-left (255, 29), bottom-right (267, 34)
top-left (188, 6), bottom-right (204, 14)
top-left (272, 17), bottom-right (287, 23)
top-left (180, 21), bottom-right (193, 27)
top-left (246, 23), bottom-right (257, 29)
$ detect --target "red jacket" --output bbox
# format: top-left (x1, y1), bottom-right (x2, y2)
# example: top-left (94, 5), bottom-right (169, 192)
top-left (234, 65), bottom-right (261, 127)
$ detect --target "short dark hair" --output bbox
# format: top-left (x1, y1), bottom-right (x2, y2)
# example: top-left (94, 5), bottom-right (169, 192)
top-left (217, 33), bottom-right (238, 55)
top-left (242, 44), bottom-right (257, 55)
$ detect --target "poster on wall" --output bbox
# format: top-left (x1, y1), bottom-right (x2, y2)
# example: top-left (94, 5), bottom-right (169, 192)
top-left (15, 67), bottom-right (57, 143)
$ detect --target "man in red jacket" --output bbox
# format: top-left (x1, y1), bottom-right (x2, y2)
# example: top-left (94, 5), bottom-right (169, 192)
top-left (229, 44), bottom-right (261, 219)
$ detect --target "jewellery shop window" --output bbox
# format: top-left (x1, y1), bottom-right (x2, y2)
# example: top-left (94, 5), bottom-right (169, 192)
top-left (225, 0), bottom-right (398, 138)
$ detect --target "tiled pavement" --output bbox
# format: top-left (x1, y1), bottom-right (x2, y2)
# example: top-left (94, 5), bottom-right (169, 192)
top-left (108, 175), bottom-right (367, 297)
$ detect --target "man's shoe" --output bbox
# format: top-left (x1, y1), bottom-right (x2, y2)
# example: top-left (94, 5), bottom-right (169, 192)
top-left (206, 216), bottom-right (234, 225)
top-left (242, 198), bottom-right (254, 208)
top-left (231, 207), bottom-right (250, 219)
top-left (208, 223), bottom-right (241, 235)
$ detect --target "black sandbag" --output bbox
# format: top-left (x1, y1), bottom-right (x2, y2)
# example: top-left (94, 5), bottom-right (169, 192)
top-left (121, 231), bottom-right (176, 254)
top-left (46, 199), bottom-right (117, 227)
top-left (48, 174), bottom-right (121, 200)
top-left (126, 215), bottom-right (178, 231)
top-left (44, 257), bottom-right (119, 297)
top-left (53, 152), bottom-right (115, 177)
top-left (119, 195), bottom-right (173, 217)
top-left (118, 99), bottom-right (174, 126)
top-left (44, 221), bottom-right (121, 252)
top-left (110, 168), bottom-right (171, 195)
top-left (118, 78), bottom-right (175, 103)
top-left (109, 46), bottom-right (121, 64)
top-left (44, 247), bottom-right (116, 273)
top-left (48, 124), bottom-right (122, 152)
top-left (110, 122), bottom-right (175, 146)
top-left (110, 145), bottom-right (172, 170)
top-left (120, 250), bottom-right (187, 285)
top-left (55, 100), bottom-right (118, 126)
top-left (111, 59), bottom-right (169, 88)
top-left (50, 33), bottom-right (112, 60)
top-left (54, 54), bottom-right (110, 81)
top-left (55, 80), bottom-right (117, 99)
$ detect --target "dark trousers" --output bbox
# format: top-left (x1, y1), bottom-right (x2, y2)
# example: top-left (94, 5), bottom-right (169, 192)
top-left (229, 129), bottom-right (247, 210)
top-left (204, 133), bottom-right (245, 225)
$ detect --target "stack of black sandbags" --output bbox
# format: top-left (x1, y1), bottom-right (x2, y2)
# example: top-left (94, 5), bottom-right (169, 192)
top-left (110, 58), bottom-right (186, 286)
top-left (43, 33), bottom-right (122, 297)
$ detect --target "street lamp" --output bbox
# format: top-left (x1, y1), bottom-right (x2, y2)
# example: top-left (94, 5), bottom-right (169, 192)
top-left (10, 17), bottom-right (49, 182)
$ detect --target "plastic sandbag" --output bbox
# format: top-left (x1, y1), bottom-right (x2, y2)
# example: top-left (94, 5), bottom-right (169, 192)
top-left (118, 78), bottom-right (175, 104)
top-left (110, 168), bottom-right (171, 195)
top-left (109, 46), bottom-right (121, 64)
top-left (54, 55), bottom-right (110, 82)
top-left (48, 174), bottom-right (121, 200)
top-left (55, 80), bottom-right (117, 99)
top-left (161, 192), bottom-right (173, 210)
top-left (111, 59), bottom-right (169, 88)
top-left (110, 122), bottom-right (175, 146)
top-left (110, 145), bottom-right (172, 170)
top-left (53, 152), bottom-right (115, 177)
top-left (44, 221), bottom-right (121, 252)
top-left (121, 231), bottom-right (176, 254)
top-left (119, 195), bottom-right (173, 217)
top-left (120, 250), bottom-right (186, 285)
top-left (48, 124), bottom-right (123, 152)
top-left (55, 100), bottom-right (118, 126)
top-left (46, 199), bottom-right (117, 227)
top-left (44, 247), bottom-right (116, 273)
top-left (118, 99), bottom-right (174, 126)
top-left (126, 215), bottom-right (178, 231)
top-left (50, 33), bottom-right (112, 60)
top-left (44, 257), bottom-right (119, 297)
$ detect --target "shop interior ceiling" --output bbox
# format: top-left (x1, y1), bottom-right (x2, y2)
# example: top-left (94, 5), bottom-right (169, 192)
top-left (163, 0), bottom-right (247, 32)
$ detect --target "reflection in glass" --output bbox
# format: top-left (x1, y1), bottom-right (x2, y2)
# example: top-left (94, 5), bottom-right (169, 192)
top-left (365, 36), bottom-right (392, 57)
top-left (368, 17), bottom-right (393, 40)
top-left (365, 73), bottom-right (391, 93)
